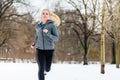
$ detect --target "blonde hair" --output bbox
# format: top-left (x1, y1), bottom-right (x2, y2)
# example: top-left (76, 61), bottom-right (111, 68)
top-left (49, 12), bottom-right (61, 26)
top-left (42, 9), bottom-right (61, 26)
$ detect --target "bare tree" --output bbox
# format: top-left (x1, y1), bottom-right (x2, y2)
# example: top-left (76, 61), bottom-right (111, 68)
top-left (0, 0), bottom-right (35, 61)
top-left (105, 0), bottom-right (116, 64)
top-left (114, 2), bottom-right (120, 68)
top-left (66, 0), bottom-right (101, 65)
top-left (105, 0), bottom-right (120, 68)
top-left (100, 0), bottom-right (106, 74)
top-left (0, 0), bottom-right (29, 47)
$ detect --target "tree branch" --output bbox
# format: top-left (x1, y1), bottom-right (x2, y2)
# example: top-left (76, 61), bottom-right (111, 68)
top-left (72, 27), bottom-right (84, 48)
top-left (1, 13), bottom-right (28, 19)
top-left (66, 0), bottom-right (85, 21)
top-left (0, 0), bottom-right (13, 18)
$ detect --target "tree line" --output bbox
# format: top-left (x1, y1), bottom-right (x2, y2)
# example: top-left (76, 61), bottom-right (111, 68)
top-left (0, 0), bottom-right (120, 67)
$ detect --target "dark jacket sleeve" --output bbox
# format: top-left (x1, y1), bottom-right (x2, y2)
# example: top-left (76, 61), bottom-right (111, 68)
top-left (33, 35), bottom-right (38, 45)
top-left (46, 24), bottom-right (59, 42)
top-left (33, 24), bottom-right (39, 45)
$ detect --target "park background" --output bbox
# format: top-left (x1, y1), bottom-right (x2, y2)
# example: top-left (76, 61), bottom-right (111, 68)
top-left (0, 0), bottom-right (120, 65)
top-left (0, 0), bottom-right (120, 80)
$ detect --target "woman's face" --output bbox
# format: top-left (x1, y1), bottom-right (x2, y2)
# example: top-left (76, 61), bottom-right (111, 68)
top-left (41, 10), bottom-right (50, 20)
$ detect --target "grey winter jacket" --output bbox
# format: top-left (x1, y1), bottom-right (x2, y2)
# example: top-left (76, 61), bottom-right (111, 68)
top-left (34, 20), bottom-right (59, 50)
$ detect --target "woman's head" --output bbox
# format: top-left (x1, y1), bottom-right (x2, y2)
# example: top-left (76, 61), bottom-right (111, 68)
top-left (41, 9), bottom-right (61, 26)
top-left (41, 9), bottom-right (50, 21)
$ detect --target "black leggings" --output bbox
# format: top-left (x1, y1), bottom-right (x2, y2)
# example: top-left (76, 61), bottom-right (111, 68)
top-left (36, 48), bottom-right (54, 80)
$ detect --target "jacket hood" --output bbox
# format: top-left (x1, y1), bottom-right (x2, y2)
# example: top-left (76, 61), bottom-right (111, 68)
top-left (38, 20), bottom-right (53, 25)
top-left (46, 19), bottom-right (54, 24)
top-left (38, 16), bottom-right (60, 27)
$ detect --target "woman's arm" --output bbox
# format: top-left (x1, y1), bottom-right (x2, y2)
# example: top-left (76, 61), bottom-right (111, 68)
top-left (33, 35), bottom-right (38, 45)
top-left (44, 24), bottom-right (58, 42)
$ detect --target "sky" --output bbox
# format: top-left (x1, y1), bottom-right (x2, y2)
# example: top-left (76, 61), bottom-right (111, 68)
top-left (26, 0), bottom-right (81, 21)
top-left (29, 0), bottom-right (73, 11)
top-left (29, 0), bottom-right (56, 11)
top-left (20, 0), bottom-right (72, 21)
top-left (15, 0), bottom-right (61, 21)
top-left (28, 0), bottom-right (63, 21)
top-left (16, 0), bottom-right (102, 21)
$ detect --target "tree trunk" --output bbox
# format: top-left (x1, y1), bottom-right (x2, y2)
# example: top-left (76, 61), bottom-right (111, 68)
top-left (100, 0), bottom-right (106, 74)
top-left (83, 48), bottom-right (88, 65)
top-left (111, 40), bottom-right (116, 64)
top-left (83, 34), bottom-right (88, 65)
top-left (100, 32), bottom-right (105, 74)
top-left (115, 3), bottom-right (120, 68)
top-left (115, 39), bottom-right (119, 68)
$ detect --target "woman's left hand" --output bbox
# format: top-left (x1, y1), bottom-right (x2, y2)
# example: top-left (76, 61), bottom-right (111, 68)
top-left (43, 29), bottom-right (48, 33)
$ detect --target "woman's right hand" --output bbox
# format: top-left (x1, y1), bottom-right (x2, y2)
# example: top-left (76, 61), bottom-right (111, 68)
top-left (31, 43), bottom-right (35, 49)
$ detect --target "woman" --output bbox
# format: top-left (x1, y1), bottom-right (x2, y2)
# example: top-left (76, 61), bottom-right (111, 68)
top-left (31, 9), bottom-right (60, 80)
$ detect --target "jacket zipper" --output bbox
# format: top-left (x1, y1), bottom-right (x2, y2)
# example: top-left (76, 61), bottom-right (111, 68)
top-left (42, 30), bottom-right (45, 49)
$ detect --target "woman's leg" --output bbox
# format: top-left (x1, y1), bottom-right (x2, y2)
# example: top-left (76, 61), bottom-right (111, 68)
top-left (45, 50), bottom-right (54, 72)
top-left (36, 49), bottom-right (45, 80)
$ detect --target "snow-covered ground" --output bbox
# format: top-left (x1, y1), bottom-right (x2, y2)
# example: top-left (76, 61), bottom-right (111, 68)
top-left (0, 62), bottom-right (119, 80)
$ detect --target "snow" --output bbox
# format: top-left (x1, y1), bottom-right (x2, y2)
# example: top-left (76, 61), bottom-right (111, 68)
top-left (0, 62), bottom-right (119, 80)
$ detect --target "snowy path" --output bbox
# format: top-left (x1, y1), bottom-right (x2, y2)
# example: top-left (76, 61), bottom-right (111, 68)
top-left (0, 63), bottom-right (119, 80)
